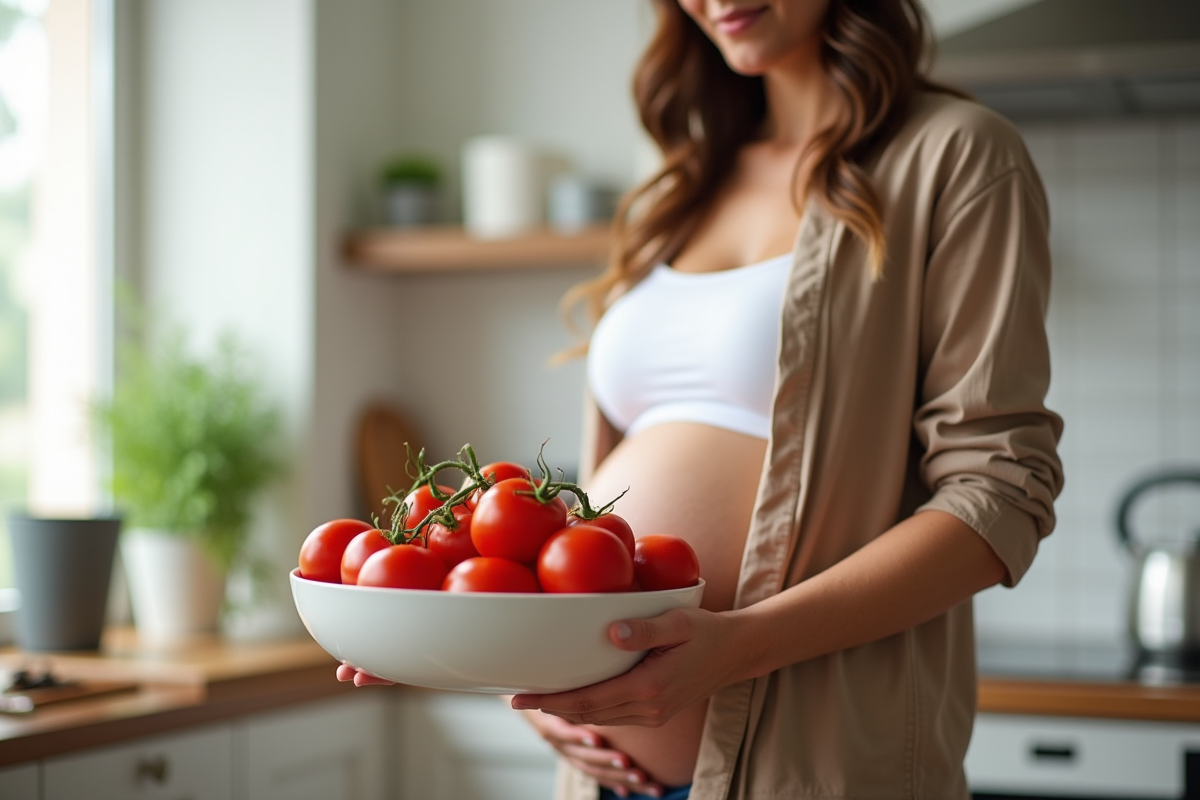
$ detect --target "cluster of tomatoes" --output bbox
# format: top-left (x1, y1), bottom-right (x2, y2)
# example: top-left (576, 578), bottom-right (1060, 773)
top-left (297, 445), bottom-right (700, 594)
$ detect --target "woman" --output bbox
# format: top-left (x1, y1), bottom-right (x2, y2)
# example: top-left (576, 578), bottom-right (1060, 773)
top-left (509, 0), bottom-right (1062, 797)
top-left (343, 1), bottom-right (1063, 797)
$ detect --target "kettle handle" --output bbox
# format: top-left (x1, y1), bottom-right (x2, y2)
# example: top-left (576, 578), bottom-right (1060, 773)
top-left (1115, 468), bottom-right (1200, 555)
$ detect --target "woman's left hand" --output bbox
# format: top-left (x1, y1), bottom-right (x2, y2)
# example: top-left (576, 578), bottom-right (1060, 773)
top-left (336, 662), bottom-right (395, 687)
top-left (511, 607), bottom-right (743, 727)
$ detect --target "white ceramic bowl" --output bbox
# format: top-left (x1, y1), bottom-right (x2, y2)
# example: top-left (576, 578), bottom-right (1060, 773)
top-left (290, 569), bottom-right (704, 694)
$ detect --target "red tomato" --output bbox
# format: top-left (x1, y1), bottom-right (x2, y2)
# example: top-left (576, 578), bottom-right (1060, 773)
top-left (425, 504), bottom-right (479, 569)
top-left (633, 534), bottom-right (701, 591)
top-left (470, 478), bottom-right (569, 563)
top-left (340, 528), bottom-right (391, 585)
top-left (402, 484), bottom-right (454, 528)
top-left (567, 512), bottom-right (635, 556)
top-left (538, 525), bottom-right (634, 594)
top-left (356, 544), bottom-right (447, 590)
top-left (298, 518), bottom-right (374, 583)
top-left (442, 557), bottom-right (541, 593)
top-left (462, 461), bottom-right (532, 510)
top-left (481, 461), bottom-right (532, 484)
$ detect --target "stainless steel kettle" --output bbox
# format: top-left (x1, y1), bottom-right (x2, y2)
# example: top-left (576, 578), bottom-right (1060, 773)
top-left (1117, 468), bottom-right (1200, 657)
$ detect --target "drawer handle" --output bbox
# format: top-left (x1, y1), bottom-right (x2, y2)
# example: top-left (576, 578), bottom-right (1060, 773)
top-left (1030, 743), bottom-right (1076, 762)
top-left (135, 754), bottom-right (170, 784)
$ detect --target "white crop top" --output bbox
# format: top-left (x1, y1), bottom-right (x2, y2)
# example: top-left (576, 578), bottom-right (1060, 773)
top-left (586, 253), bottom-right (791, 440)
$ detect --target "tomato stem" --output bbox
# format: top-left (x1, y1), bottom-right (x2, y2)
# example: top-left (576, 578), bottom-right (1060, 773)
top-left (565, 485), bottom-right (629, 521)
top-left (382, 443), bottom-right (492, 545)
top-left (382, 440), bottom-right (625, 544)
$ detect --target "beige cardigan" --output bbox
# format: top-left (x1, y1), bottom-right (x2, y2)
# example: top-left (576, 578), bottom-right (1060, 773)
top-left (560, 92), bottom-right (1065, 800)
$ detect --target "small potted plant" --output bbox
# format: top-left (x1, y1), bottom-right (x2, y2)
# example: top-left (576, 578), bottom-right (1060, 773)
top-left (379, 152), bottom-right (442, 227)
top-left (94, 328), bottom-right (283, 641)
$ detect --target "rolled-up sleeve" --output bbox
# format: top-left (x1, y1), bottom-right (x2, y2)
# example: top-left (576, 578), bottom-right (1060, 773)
top-left (913, 167), bottom-right (1065, 587)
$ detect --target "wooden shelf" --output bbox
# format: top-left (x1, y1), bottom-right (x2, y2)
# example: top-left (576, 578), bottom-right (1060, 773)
top-left (342, 224), bottom-right (611, 273)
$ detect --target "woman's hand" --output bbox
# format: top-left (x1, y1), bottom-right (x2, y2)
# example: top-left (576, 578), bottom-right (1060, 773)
top-left (335, 662), bottom-right (395, 687)
top-left (519, 709), bottom-right (664, 799)
top-left (511, 607), bottom-right (744, 727)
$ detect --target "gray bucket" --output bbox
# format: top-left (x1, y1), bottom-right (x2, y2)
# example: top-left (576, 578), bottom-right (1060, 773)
top-left (8, 514), bottom-right (122, 651)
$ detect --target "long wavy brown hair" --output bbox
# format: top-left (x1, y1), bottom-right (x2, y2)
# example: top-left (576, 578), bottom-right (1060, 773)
top-left (561, 0), bottom-right (962, 349)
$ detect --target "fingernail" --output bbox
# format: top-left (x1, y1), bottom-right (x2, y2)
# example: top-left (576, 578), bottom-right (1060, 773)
top-left (611, 758), bottom-right (624, 768)
top-left (628, 772), bottom-right (643, 784)
top-left (615, 789), bottom-right (628, 799)
top-left (647, 788), bottom-right (663, 798)
top-left (511, 699), bottom-right (530, 710)
top-left (614, 622), bottom-right (632, 641)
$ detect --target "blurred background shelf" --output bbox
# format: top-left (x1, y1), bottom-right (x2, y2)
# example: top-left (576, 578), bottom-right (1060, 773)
top-left (342, 224), bottom-right (611, 273)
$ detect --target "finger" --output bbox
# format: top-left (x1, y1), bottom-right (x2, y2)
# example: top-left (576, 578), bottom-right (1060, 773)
top-left (336, 663), bottom-right (357, 682)
top-left (352, 670), bottom-right (395, 686)
top-left (516, 660), bottom-right (661, 719)
top-left (568, 713), bottom-right (665, 728)
top-left (512, 669), bottom-right (642, 716)
top-left (608, 608), bottom-right (693, 652)
top-left (601, 768), bottom-right (663, 799)
top-left (559, 757), bottom-right (658, 797)
top-left (537, 714), bottom-right (604, 748)
top-left (523, 707), bottom-right (604, 748)
top-left (557, 742), bottom-right (632, 770)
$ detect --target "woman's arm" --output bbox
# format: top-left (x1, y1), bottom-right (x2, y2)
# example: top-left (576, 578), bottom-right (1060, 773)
top-left (511, 509), bottom-right (1005, 726)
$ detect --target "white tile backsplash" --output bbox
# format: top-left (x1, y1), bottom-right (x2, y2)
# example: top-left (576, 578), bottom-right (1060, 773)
top-left (977, 116), bottom-right (1200, 649)
top-left (1067, 121), bottom-right (1163, 175)
top-left (1175, 121), bottom-right (1200, 170)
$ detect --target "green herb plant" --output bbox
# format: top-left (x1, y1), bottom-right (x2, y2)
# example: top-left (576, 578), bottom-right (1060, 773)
top-left (95, 329), bottom-right (284, 573)
top-left (378, 153), bottom-right (442, 188)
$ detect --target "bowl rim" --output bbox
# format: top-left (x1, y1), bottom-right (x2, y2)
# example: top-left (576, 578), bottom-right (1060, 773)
top-left (289, 567), bottom-right (705, 599)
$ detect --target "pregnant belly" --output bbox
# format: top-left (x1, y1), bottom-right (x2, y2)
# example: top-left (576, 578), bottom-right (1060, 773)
top-left (579, 422), bottom-right (767, 786)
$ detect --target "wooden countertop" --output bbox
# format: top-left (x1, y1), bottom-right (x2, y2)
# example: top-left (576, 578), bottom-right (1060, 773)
top-left (3, 629), bottom-right (1200, 767)
top-left (978, 674), bottom-right (1200, 724)
top-left (0, 627), bottom-right (362, 766)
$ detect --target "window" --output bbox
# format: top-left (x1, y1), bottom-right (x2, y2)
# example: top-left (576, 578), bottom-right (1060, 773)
top-left (0, 0), bottom-right (111, 610)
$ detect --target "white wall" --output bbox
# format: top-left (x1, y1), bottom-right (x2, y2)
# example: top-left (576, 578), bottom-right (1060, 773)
top-left (137, 0), bottom-right (314, 636)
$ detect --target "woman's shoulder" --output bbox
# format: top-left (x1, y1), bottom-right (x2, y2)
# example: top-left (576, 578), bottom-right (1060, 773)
top-left (875, 89), bottom-right (1046, 216)
top-left (885, 90), bottom-right (1035, 169)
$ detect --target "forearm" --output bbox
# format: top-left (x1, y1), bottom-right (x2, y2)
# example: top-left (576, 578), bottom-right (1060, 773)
top-left (728, 509), bottom-right (1008, 682)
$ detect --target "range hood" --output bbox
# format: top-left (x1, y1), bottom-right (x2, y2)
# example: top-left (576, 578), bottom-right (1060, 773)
top-left (931, 0), bottom-right (1200, 120)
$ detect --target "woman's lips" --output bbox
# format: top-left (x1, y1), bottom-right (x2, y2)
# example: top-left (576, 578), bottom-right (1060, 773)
top-left (714, 6), bottom-right (766, 36)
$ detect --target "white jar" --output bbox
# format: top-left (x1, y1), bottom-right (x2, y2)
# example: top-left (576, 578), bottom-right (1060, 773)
top-left (461, 136), bottom-right (543, 239)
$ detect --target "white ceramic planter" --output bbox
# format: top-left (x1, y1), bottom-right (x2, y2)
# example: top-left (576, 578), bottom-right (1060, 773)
top-left (121, 528), bottom-right (226, 641)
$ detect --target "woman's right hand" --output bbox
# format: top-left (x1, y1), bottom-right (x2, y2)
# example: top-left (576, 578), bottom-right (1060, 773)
top-left (517, 707), bottom-right (664, 799)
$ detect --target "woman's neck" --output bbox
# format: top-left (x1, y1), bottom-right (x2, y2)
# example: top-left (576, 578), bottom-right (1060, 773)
top-left (760, 48), bottom-right (843, 148)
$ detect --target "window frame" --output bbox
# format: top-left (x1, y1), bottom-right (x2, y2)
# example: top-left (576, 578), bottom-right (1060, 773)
top-left (0, 0), bottom-right (118, 646)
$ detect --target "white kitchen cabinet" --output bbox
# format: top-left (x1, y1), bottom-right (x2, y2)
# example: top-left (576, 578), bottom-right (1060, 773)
top-left (233, 692), bottom-right (386, 800)
top-left (42, 723), bottom-right (234, 800)
top-left (394, 691), bottom-right (558, 800)
top-left (18, 694), bottom-right (386, 800)
top-left (966, 713), bottom-right (1200, 798)
top-left (0, 762), bottom-right (40, 799)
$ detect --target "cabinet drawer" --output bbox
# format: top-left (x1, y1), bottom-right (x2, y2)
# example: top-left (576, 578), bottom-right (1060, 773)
top-left (966, 713), bottom-right (1200, 798)
top-left (396, 691), bottom-right (557, 800)
top-left (42, 723), bottom-right (233, 800)
top-left (235, 693), bottom-right (386, 800)
top-left (0, 762), bottom-right (39, 800)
